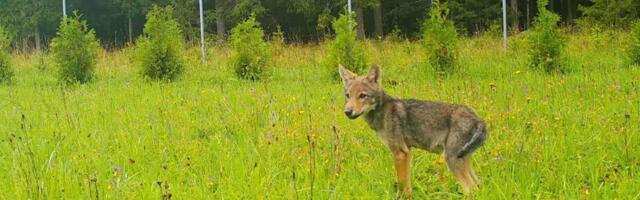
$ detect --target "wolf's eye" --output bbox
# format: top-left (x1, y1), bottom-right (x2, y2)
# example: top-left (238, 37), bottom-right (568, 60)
top-left (345, 93), bottom-right (350, 98)
top-left (359, 93), bottom-right (368, 99)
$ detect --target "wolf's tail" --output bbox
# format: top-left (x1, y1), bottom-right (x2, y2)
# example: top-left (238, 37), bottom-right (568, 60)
top-left (456, 121), bottom-right (488, 158)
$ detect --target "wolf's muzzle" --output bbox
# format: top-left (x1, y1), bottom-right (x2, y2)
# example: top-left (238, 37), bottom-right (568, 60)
top-left (344, 109), bottom-right (361, 119)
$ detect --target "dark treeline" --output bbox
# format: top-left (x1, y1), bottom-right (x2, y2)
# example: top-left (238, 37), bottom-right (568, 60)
top-left (0, 0), bottom-right (638, 50)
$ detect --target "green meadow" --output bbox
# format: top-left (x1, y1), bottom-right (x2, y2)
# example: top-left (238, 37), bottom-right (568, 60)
top-left (1, 34), bottom-right (639, 199)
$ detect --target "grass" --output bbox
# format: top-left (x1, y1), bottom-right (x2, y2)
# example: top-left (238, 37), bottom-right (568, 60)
top-left (0, 33), bottom-right (639, 199)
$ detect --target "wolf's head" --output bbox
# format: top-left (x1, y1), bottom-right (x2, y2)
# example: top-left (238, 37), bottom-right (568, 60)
top-left (338, 64), bottom-right (383, 119)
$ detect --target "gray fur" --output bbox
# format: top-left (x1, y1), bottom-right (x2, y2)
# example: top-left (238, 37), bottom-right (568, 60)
top-left (363, 94), bottom-right (488, 158)
top-left (339, 65), bottom-right (488, 195)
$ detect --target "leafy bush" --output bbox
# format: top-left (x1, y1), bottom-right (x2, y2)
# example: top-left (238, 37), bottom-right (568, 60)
top-left (326, 10), bottom-right (368, 78)
top-left (0, 26), bottom-right (10, 48)
top-left (486, 20), bottom-right (503, 38)
top-left (32, 51), bottom-right (52, 71)
top-left (528, 0), bottom-right (567, 73)
top-left (136, 5), bottom-right (185, 81)
top-left (270, 25), bottom-right (285, 54)
top-left (385, 26), bottom-right (405, 43)
top-left (0, 53), bottom-right (11, 84)
top-left (585, 24), bottom-right (616, 48)
top-left (508, 31), bottom-right (531, 56)
top-left (422, 0), bottom-right (458, 71)
top-left (0, 25), bottom-right (12, 84)
top-left (271, 25), bottom-right (285, 46)
top-left (50, 12), bottom-right (101, 84)
top-left (229, 15), bottom-right (271, 80)
top-left (627, 21), bottom-right (640, 66)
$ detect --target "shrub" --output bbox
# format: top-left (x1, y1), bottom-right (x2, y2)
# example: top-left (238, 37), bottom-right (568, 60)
top-left (486, 20), bottom-right (503, 38)
top-left (50, 12), bottom-right (101, 84)
top-left (0, 25), bottom-right (13, 84)
top-left (385, 26), bottom-right (405, 43)
top-left (271, 25), bottom-right (285, 46)
top-left (136, 5), bottom-right (185, 81)
top-left (422, 0), bottom-right (458, 71)
top-left (528, 0), bottom-right (567, 73)
top-left (0, 52), bottom-right (12, 84)
top-left (627, 20), bottom-right (640, 66)
top-left (586, 24), bottom-right (615, 48)
top-left (270, 25), bottom-right (285, 55)
top-left (32, 51), bottom-right (52, 71)
top-left (229, 15), bottom-right (270, 80)
top-left (326, 10), bottom-right (368, 78)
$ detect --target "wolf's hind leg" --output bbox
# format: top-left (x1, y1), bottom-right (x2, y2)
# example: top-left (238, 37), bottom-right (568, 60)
top-left (446, 155), bottom-right (476, 194)
top-left (463, 158), bottom-right (479, 186)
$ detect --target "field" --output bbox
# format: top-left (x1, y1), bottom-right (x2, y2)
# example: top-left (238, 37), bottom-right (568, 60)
top-left (1, 33), bottom-right (639, 199)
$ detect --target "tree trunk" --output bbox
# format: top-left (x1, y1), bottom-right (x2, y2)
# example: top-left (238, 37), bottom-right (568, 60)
top-left (511, 0), bottom-right (519, 31)
top-left (560, 0), bottom-right (565, 23)
top-left (373, 3), bottom-right (383, 38)
top-left (34, 27), bottom-right (40, 51)
top-left (567, 0), bottom-right (574, 24)
top-left (22, 37), bottom-right (28, 53)
top-left (216, 17), bottom-right (225, 39)
top-left (128, 13), bottom-right (133, 43)
top-left (355, 6), bottom-right (365, 40)
top-left (215, 0), bottom-right (226, 39)
top-left (526, 0), bottom-right (530, 30)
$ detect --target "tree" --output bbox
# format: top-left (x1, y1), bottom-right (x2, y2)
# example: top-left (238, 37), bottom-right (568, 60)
top-left (229, 0), bottom-right (265, 23)
top-left (214, 0), bottom-right (228, 38)
top-left (0, 0), bottom-right (586, 45)
top-left (207, 0), bottom-right (264, 41)
top-left (422, 0), bottom-right (458, 71)
top-left (262, 0), bottom-right (341, 41)
top-left (170, 0), bottom-right (199, 41)
top-left (354, 0), bottom-right (378, 40)
top-left (528, 0), bottom-right (567, 73)
top-left (114, 0), bottom-right (153, 43)
top-left (229, 15), bottom-right (270, 80)
top-left (0, 0), bottom-right (58, 51)
top-left (51, 12), bottom-right (101, 84)
top-left (579, 0), bottom-right (640, 28)
top-left (511, 0), bottom-right (519, 31)
top-left (136, 5), bottom-right (185, 81)
top-left (355, 5), bottom-right (365, 40)
top-left (567, 0), bottom-right (577, 23)
top-left (326, 10), bottom-right (368, 77)
top-left (372, 0), bottom-right (383, 38)
top-left (447, 0), bottom-right (501, 34)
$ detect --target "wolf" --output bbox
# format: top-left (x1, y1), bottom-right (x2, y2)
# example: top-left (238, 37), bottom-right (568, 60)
top-left (338, 64), bottom-right (488, 198)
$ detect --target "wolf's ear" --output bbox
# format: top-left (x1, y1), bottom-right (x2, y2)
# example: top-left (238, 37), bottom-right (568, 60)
top-left (338, 64), bottom-right (356, 85)
top-left (366, 64), bottom-right (381, 86)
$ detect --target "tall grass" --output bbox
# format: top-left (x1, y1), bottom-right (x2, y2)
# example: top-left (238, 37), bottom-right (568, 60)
top-left (0, 33), bottom-right (638, 199)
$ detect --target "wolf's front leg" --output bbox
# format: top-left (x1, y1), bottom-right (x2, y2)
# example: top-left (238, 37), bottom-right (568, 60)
top-left (393, 149), bottom-right (412, 199)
